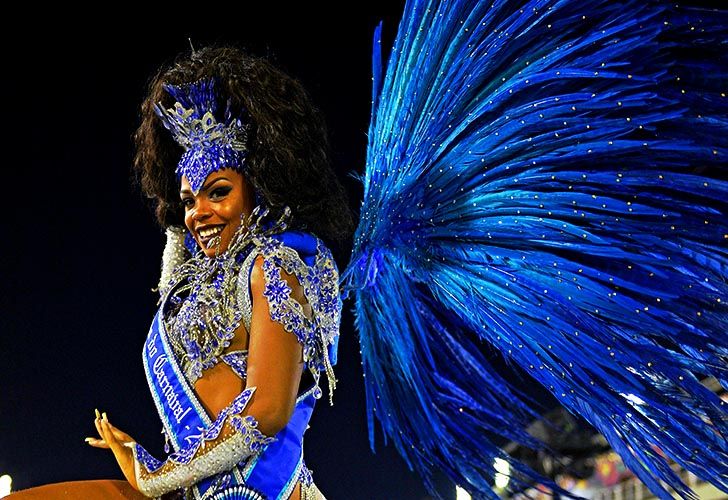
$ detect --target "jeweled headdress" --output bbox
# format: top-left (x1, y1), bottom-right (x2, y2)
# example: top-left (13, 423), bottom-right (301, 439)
top-left (153, 76), bottom-right (251, 194)
top-left (154, 76), bottom-right (260, 287)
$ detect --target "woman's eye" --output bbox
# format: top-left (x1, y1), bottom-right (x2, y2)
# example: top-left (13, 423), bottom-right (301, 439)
top-left (210, 187), bottom-right (232, 199)
top-left (181, 198), bottom-right (194, 208)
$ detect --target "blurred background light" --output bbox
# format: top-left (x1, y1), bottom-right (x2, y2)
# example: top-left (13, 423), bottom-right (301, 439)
top-left (455, 485), bottom-right (472, 500)
top-left (494, 457), bottom-right (511, 490)
top-left (0, 475), bottom-right (12, 498)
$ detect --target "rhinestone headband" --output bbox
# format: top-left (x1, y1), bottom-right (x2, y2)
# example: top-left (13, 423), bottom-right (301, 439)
top-left (153, 76), bottom-right (251, 194)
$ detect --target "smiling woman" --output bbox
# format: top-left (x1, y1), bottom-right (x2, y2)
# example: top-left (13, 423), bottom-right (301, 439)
top-left (9, 45), bottom-right (354, 500)
top-left (115, 45), bottom-right (353, 499)
top-left (180, 170), bottom-right (255, 258)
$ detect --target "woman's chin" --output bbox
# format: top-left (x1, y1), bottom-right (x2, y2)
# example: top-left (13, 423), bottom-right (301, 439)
top-left (200, 235), bottom-right (232, 257)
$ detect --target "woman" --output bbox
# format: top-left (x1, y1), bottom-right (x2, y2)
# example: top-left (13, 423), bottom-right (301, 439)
top-left (86, 45), bottom-right (355, 499)
top-left (8, 1), bottom-right (727, 498)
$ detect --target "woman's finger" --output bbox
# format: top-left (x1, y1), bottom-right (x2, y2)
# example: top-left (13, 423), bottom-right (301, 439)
top-left (101, 414), bottom-right (130, 459)
top-left (93, 409), bottom-right (104, 436)
top-left (95, 413), bottom-right (136, 444)
top-left (99, 416), bottom-right (117, 447)
top-left (85, 437), bottom-right (109, 448)
top-left (89, 412), bottom-right (138, 490)
top-left (94, 416), bottom-right (103, 439)
top-left (105, 420), bottom-right (134, 443)
top-left (96, 416), bottom-right (110, 442)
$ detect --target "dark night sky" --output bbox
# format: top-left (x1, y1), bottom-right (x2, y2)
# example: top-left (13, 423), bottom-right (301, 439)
top-left (1, 5), bottom-right (457, 498)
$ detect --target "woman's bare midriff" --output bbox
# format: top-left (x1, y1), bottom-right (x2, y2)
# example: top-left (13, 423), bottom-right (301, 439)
top-left (192, 324), bottom-right (303, 500)
top-left (193, 322), bottom-right (249, 419)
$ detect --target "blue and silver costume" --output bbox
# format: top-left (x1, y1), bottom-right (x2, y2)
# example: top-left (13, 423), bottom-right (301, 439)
top-left (129, 76), bottom-right (340, 499)
top-left (133, 204), bottom-right (340, 499)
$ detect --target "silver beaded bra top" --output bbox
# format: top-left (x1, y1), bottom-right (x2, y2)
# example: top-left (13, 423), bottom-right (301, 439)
top-left (158, 204), bottom-right (342, 401)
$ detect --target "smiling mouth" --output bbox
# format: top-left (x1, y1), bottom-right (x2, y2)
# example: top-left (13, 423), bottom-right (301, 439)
top-left (198, 225), bottom-right (225, 249)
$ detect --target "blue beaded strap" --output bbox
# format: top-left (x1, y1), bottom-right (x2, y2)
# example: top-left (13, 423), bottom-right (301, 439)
top-left (220, 350), bottom-right (249, 380)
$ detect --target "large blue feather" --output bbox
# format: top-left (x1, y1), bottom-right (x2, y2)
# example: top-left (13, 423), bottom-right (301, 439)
top-left (341, 0), bottom-right (728, 498)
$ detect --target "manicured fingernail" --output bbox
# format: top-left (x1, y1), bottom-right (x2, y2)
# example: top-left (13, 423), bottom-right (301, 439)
top-left (95, 408), bottom-right (101, 418)
top-left (85, 437), bottom-right (93, 442)
top-left (102, 412), bottom-right (108, 422)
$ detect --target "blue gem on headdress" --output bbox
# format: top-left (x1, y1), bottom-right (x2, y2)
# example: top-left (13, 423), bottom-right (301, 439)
top-left (153, 77), bottom-right (251, 194)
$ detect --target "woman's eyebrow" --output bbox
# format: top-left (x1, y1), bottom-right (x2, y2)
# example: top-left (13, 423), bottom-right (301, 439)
top-left (180, 177), bottom-right (228, 195)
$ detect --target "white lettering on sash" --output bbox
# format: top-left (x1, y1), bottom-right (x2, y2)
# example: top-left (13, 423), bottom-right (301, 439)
top-left (146, 332), bottom-right (159, 359)
top-left (149, 341), bottom-right (192, 424)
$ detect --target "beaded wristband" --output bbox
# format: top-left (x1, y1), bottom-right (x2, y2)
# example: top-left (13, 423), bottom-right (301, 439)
top-left (129, 387), bottom-right (276, 497)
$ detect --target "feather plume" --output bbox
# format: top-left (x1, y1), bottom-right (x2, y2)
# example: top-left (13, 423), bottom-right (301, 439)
top-left (342, 1), bottom-right (728, 498)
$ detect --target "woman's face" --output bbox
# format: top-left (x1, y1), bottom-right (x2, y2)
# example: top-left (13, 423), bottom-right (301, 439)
top-left (180, 168), bottom-right (254, 258)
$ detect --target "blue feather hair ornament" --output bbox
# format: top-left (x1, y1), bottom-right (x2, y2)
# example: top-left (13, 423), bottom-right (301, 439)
top-left (341, 0), bottom-right (728, 498)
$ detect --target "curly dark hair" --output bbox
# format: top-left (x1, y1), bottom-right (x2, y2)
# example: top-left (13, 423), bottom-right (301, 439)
top-left (132, 44), bottom-right (355, 255)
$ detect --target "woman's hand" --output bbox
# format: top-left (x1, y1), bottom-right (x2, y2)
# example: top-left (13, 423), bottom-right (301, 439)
top-left (86, 410), bottom-right (140, 492)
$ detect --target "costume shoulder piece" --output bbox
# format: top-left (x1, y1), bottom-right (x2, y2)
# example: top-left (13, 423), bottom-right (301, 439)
top-left (237, 223), bottom-right (342, 405)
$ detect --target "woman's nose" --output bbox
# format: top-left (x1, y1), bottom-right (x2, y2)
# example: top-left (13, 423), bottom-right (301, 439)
top-left (192, 199), bottom-right (213, 220)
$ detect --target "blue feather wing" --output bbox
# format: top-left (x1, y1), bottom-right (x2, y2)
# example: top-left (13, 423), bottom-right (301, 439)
top-left (341, 0), bottom-right (728, 498)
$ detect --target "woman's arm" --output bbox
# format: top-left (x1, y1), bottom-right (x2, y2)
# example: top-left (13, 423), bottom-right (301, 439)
top-left (244, 255), bottom-right (305, 434)
top-left (129, 253), bottom-right (308, 497)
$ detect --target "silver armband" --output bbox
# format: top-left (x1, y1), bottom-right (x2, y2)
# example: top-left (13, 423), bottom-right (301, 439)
top-left (131, 387), bottom-right (276, 497)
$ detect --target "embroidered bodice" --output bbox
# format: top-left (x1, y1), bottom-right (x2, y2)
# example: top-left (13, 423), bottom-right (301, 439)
top-left (159, 203), bottom-right (341, 401)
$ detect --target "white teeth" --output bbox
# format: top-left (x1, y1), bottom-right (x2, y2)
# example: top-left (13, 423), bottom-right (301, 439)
top-left (200, 226), bottom-right (224, 238)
